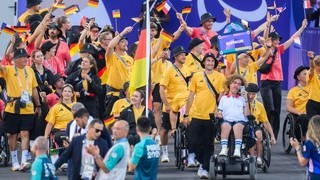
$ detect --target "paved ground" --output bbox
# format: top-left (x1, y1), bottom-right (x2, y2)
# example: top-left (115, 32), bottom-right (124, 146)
top-left (0, 91), bottom-right (308, 179)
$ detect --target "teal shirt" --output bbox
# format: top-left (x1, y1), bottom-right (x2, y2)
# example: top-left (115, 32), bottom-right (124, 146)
top-left (104, 138), bottom-right (126, 171)
top-left (31, 154), bottom-right (57, 180)
top-left (131, 136), bottom-right (160, 180)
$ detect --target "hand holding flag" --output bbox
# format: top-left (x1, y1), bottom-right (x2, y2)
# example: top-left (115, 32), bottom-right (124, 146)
top-left (88, 0), bottom-right (99, 8)
top-left (112, 9), bottom-right (121, 32)
top-left (64, 5), bottom-right (80, 15)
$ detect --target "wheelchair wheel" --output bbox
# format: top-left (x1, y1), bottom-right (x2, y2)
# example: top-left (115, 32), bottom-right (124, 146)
top-left (209, 155), bottom-right (216, 179)
top-left (249, 156), bottom-right (257, 180)
top-left (282, 113), bottom-right (295, 154)
top-left (262, 128), bottom-right (271, 171)
top-left (174, 128), bottom-right (182, 169)
top-left (0, 133), bottom-right (9, 167)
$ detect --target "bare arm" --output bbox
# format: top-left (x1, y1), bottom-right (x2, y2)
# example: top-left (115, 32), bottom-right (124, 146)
top-left (263, 121), bottom-right (276, 144)
top-left (290, 138), bottom-right (309, 167)
top-left (172, 23), bottom-right (186, 41)
top-left (176, 13), bottom-right (193, 36)
top-left (44, 123), bottom-right (54, 139)
top-left (86, 145), bottom-right (109, 173)
top-left (283, 19), bottom-right (308, 51)
top-left (128, 161), bottom-right (136, 172)
top-left (255, 38), bottom-right (272, 67)
top-left (307, 51), bottom-right (315, 78)
top-left (106, 26), bottom-right (133, 57)
top-left (286, 99), bottom-right (302, 115)
top-left (5, 36), bottom-right (16, 58)
top-left (28, 14), bottom-right (50, 45)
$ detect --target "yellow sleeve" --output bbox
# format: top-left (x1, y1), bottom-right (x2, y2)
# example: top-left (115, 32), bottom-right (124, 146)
top-left (111, 100), bottom-right (121, 116)
top-left (287, 88), bottom-right (295, 100)
top-left (188, 73), bottom-right (198, 93)
top-left (45, 104), bottom-right (58, 125)
top-left (256, 102), bottom-right (268, 123)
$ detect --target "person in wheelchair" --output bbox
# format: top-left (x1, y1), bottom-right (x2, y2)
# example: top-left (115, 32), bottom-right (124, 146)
top-left (216, 74), bottom-right (249, 157)
top-left (246, 83), bottom-right (276, 166)
top-left (286, 65), bottom-right (310, 138)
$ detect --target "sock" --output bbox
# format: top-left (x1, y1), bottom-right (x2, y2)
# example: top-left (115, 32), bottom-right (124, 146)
top-left (162, 145), bottom-right (168, 154)
top-left (235, 139), bottom-right (242, 151)
top-left (220, 139), bottom-right (228, 150)
top-left (21, 150), bottom-right (29, 164)
top-left (10, 150), bottom-right (19, 165)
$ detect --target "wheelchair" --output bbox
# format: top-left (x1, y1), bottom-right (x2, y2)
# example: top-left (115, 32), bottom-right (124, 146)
top-left (255, 125), bottom-right (272, 173)
top-left (0, 123), bottom-right (9, 167)
top-left (174, 124), bottom-right (188, 171)
top-left (282, 113), bottom-right (305, 154)
top-left (209, 117), bottom-right (257, 180)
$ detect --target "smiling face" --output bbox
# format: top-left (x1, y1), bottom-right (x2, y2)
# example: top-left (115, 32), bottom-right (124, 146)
top-left (229, 78), bottom-right (243, 95)
top-left (202, 19), bottom-right (214, 30)
top-left (131, 90), bottom-right (144, 106)
top-left (80, 56), bottom-right (92, 71)
top-left (203, 56), bottom-right (215, 71)
top-left (33, 50), bottom-right (44, 65)
top-left (61, 85), bottom-right (74, 102)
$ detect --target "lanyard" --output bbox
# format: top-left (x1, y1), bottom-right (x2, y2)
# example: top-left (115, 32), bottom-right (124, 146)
top-left (115, 53), bottom-right (129, 67)
top-left (172, 64), bottom-right (187, 86)
top-left (14, 65), bottom-right (29, 90)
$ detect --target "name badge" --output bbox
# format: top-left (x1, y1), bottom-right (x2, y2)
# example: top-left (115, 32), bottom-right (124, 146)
top-left (21, 90), bottom-right (31, 104)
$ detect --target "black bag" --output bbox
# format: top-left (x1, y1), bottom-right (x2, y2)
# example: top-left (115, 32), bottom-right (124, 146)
top-left (259, 49), bottom-right (277, 74)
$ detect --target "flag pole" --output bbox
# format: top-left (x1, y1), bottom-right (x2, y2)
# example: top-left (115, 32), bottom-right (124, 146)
top-left (145, 0), bottom-right (151, 117)
top-left (115, 19), bottom-right (118, 32)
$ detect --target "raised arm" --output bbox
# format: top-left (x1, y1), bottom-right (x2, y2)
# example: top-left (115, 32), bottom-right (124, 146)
top-left (283, 19), bottom-right (308, 51)
top-left (255, 38), bottom-right (272, 67)
top-left (29, 13), bottom-right (51, 46)
top-left (106, 26), bottom-right (133, 57)
top-left (176, 13), bottom-right (193, 36)
top-left (307, 51), bottom-right (315, 78)
top-left (78, 20), bottom-right (94, 49)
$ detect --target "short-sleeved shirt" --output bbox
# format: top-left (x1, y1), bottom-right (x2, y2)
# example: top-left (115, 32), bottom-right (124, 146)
top-left (287, 85), bottom-right (310, 114)
top-left (45, 102), bottom-right (75, 129)
top-left (2, 66), bottom-right (38, 114)
top-left (307, 71), bottom-right (320, 102)
top-left (303, 140), bottom-right (320, 174)
top-left (106, 52), bottom-right (133, 95)
top-left (151, 60), bottom-right (172, 85)
top-left (260, 45), bottom-right (285, 81)
top-left (130, 136), bottom-right (160, 180)
top-left (235, 62), bottom-right (259, 85)
top-left (31, 154), bottom-right (57, 180)
top-left (184, 53), bottom-right (203, 74)
top-left (189, 71), bottom-right (226, 119)
top-left (104, 139), bottom-right (125, 171)
top-left (190, 27), bottom-right (217, 53)
top-left (111, 98), bottom-right (131, 118)
top-left (159, 64), bottom-right (191, 102)
top-left (151, 37), bottom-right (170, 60)
top-left (251, 100), bottom-right (268, 124)
top-left (218, 95), bottom-right (247, 122)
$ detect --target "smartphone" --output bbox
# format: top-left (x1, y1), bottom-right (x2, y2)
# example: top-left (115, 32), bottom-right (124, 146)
top-left (240, 86), bottom-right (246, 96)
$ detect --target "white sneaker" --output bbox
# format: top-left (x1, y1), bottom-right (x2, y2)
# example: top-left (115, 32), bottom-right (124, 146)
top-left (187, 153), bottom-right (196, 167)
top-left (197, 166), bottom-right (203, 177)
top-left (11, 162), bottom-right (20, 172)
top-left (257, 157), bottom-right (263, 165)
top-left (161, 153), bottom-right (169, 163)
top-left (219, 147), bottom-right (228, 156)
top-left (200, 169), bottom-right (209, 179)
top-left (233, 148), bottom-right (241, 157)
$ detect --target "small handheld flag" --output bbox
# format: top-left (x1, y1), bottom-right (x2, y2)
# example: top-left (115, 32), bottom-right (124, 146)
top-left (160, 30), bottom-right (174, 43)
top-left (181, 6), bottom-right (191, 14)
top-left (156, 1), bottom-right (166, 12)
top-left (13, 26), bottom-right (30, 33)
top-left (88, 0), bottom-right (99, 8)
top-left (1, 23), bottom-right (15, 36)
top-left (64, 5), bottom-right (80, 15)
top-left (112, 9), bottom-right (121, 18)
top-left (53, 3), bottom-right (65, 9)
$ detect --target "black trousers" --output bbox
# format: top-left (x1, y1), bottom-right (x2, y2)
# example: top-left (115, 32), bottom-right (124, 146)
top-left (105, 94), bottom-right (119, 118)
top-left (260, 80), bottom-right (282, 140)
top-left (189, 118), bottom-right (214, 171)
top-left (306, 99), bottom-right (320, 121)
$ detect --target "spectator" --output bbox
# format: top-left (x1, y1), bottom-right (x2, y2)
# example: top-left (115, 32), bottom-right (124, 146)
top-left (40, 40), bottom-right (59, 74)
top-left (307, 0), bottom-right (320, 27)
top-left (129, 116), bottom-right (160, 180)
top-left (46, 74), bottom-right (65, 108)
top-left (0, 48), bottom-right (41, 171)
top-left (290, 115), bottom-right (320, 180)
top-left (30, 136), bottom-right (57, 180)
top-left (87, 120), bottom-right (130, 180)
top-left (54, 119), bottom-right (109, 180)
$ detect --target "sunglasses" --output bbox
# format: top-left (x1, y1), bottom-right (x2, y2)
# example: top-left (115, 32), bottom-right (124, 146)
top-left (94, 128), bottom-right (103, 133)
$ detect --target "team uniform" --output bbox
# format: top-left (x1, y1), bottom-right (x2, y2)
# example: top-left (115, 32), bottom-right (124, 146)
top-left (235, 62), bottom-right (259, 85)
top-left (306, 71), bottom-right (320, 120)
top-left (302, 140), bottom-right (320, 179)
top-left (184, 53), bottom-right (203, 74)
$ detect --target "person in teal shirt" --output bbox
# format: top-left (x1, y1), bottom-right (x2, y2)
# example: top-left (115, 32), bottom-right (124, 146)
top-left (31, 136), bottom-right (57, 180)
top-left (129, 116), bottom-right (160, 180)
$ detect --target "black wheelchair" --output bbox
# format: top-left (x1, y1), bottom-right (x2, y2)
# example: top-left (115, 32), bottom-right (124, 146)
top-left (0, 123), bottom-right (9, 167)
top-left (174, 124), bottom-right (188, 171)
top-left (282, 113), bottom-right (306, 154)
top-left (256, 125), bottom-right (272, 173)
top-left (209, 117), bottom-right (257, 179)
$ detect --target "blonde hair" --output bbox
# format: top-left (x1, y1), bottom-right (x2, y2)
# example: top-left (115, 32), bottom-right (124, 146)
top-left (306, 115), bottom-right (320, 147)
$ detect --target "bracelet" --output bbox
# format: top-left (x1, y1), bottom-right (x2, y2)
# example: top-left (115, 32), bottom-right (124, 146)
top-left (266, 46), bottom-right (272, 49)
top-left (36, 105), bottom-right (41, 107)
top-left (119, 34), bottom-right (123, 38)
top-left (183, 114), bottom-right (189, 118)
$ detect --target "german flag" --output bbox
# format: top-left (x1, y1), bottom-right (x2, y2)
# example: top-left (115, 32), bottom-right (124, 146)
top-left (54, 3), bottom-right (65, 9)
top-left (1, 23), bottom-right (15, 36)
top-left (156, 1), bottom-right (166, 12)
top-left (160, 30), bottom-right (174, 43)
top-left (64, 5), bottom-right (80, 15)
top-left (103, 115), bottom-right (115, 127)
top-left (69, 43), bottom-right (80, 57)
top-left (13, 26), bottom-right (30, 33)
top-left (112, 9), bottom-right (121, 18)
top-left (88, 0), bottom-right (99, 8)
top-left (129, 19), bottom-right (147, 93)
top-left (181, 6), bottom-right (191, 14)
